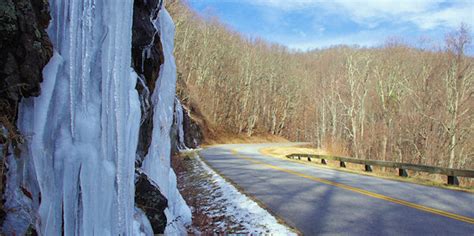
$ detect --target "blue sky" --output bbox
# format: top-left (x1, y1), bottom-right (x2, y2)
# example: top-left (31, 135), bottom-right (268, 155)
top-left (187, 0), bottom-right (474, 51)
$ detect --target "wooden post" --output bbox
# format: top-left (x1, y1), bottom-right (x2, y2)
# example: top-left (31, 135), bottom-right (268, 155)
top-left (284, 154), bottom-right (474, 183)
top-left (365, 165), bottom-right (372, 172)
top-left (399, 168), bottom-right (408, 177)
top-left (447, 176), bottom-right (459, 186)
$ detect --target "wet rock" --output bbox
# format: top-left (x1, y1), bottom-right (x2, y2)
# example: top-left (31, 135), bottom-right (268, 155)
top-left (182, 104), bottom-right (203, 149)
top-left (171, 98), bottom-right (203, 152)
top-left (131, 1), bottom-right (172, 232)
top-left (135, 169), bottom-right (168, 234)
top-left (0, 0), bottom-right (52, 120)
top-left (132, 0), bottom-right (164, 164)
top-left (0, 0), bottom-right (52, 229)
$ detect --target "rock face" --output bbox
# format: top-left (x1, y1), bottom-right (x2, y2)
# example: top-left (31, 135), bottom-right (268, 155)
top-left (135, 171), bottom-right (168, 234)
top-left (0, 0), bottom-right (52, 120)
top-left (182, 104), bottom-right (203, 149)
top-left (132, 0), bottom-right (191, 233)
top-left (171, 98), bottom-right (203, 153)
top-left (1, 0), bottom-right (188, 233)
top-left (132, 0), bottom-right (164, 164)
top-left (0, 0), bottom-right (52, 229)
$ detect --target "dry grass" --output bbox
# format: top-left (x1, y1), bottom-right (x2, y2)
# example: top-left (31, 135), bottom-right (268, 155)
top-left (261, 146), bottom-right (328, 158)
top-left (173, 150), bottom-right (301, 235)
top-left (171, 151), bottom-right (220, 235)
top-left (203, 133), bottom-right (288, 145)
top-left (260, 146), bottom-right (474, 192)
top-left (172, 151), bottom-right (255, 234)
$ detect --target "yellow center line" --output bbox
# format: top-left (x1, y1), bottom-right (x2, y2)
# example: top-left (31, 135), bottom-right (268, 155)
top-left (230, 149), bottom-right (474, 224)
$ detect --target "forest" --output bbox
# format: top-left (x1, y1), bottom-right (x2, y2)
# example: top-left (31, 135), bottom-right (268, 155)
top-left (168, 1), bottom-right (473, 170)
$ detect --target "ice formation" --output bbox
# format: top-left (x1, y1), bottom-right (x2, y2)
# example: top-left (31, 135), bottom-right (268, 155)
top-left (174, 98), bottom-right (188, 150)
top-left (3, 0), bottom-right (190, 235)
top-left (141, 8), bottom-right (191, 234)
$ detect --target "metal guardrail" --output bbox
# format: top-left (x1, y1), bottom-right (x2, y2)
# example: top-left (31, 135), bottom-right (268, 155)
top-left (286, 153), bottom-right (474, 186)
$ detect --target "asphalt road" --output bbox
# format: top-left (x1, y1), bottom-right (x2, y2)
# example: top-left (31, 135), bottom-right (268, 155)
top-left (200, 143), bottom-right (474, 235)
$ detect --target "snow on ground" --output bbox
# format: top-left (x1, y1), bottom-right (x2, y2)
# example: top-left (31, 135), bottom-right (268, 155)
top-left (198, 155), bottom-right (295, 234)
top-left (174, 151), bottom-right (296, 235)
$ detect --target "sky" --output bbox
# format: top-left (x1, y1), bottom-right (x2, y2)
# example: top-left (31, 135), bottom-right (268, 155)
top-left (187, 0), bottom-right (474, 52)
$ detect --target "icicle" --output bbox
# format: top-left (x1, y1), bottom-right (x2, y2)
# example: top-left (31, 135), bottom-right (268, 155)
top-left (141, 31), bottom-right (158, 73)
top-left (69, 0), bottom-right (78, 138)
top-left (80, 0), bottom-right (94, 109)
top-left (137, 74), bottom-right (151, 125)
top-left (174, 98), bottom-right (187, 150)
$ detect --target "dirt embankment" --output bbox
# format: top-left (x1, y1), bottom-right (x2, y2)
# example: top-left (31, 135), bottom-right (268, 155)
top-left (203, 133), bottom-right (289, 145)
top-left (176, 98), bottom-right (288, 146)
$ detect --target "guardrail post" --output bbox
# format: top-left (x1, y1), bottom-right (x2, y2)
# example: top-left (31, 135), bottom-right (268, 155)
top-left (286, 153), bottom-right (474, 183)
top-left (365, 165), bottom-right (372, 172)
top-left (447, 176), bottom-right (459, 186)
top-left (399, 168), bottom-right (408, 177)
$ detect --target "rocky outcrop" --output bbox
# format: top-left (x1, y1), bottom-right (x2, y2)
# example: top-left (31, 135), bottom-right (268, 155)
top-left (135, 170), bottom-right (168, 234)
top-left (171, 98), bottom-right (203, 153)
top-left (1, 0), bottom-right (180, 233)
top-left (132, 0), bottom-right (164, 164)
top-left (131, 0), bottom-right (173, 232)
top-left (182, 104), bottom-right (203, 149)
top-left (0, 0), bottom-right (52, 120)
top-left (0, 0), bottom-right (52, 229)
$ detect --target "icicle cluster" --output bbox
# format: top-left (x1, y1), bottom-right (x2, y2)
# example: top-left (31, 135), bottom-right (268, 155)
top-left (4, 0), bottom-right (140, 234)
top-left (3, 0), bottom-right (191, 235)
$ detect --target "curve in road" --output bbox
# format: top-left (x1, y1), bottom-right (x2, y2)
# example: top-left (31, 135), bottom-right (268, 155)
top-left (200, 143), bottom-right (474, 235)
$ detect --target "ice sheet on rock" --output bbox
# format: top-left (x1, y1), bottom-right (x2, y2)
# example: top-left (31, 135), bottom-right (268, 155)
top-left (133, 207), bottom-right (154, 236)
top-left (2, 152), bottom-right (35, 235)
top-left (137, 74), bottom-right (151, 125)
top-left (141, 7), bottom-right (191, 235)
top-left (174, 97), bottom-right (187, 150)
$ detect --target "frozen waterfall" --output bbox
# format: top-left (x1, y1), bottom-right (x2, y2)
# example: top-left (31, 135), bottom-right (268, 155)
top-left (10, 0), bottom-right (139, 234)
top-left (2, 0), bottom-right (190, 235)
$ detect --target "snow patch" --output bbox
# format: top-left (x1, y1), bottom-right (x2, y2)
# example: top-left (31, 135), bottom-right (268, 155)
top-left (196, 155), bottom-right (296, 235)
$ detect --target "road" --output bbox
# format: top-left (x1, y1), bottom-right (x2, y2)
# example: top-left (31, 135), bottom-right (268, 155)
top-left (199, 143), bottom-right (474, 235)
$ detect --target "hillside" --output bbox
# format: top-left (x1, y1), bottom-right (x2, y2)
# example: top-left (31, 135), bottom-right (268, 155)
top-left (168, 1), bottom-right (474, 170)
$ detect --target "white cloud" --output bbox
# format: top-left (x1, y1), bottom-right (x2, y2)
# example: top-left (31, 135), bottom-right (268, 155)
top-left (410, 4), bottom-right (474, 30)
top-left (245, 0), bottom-right (473, 30)
top-left (285, 28), bottom-right (391, 50)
